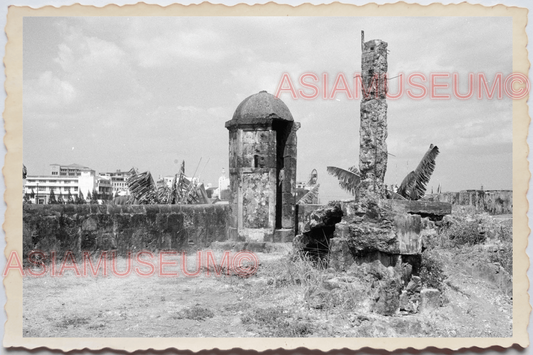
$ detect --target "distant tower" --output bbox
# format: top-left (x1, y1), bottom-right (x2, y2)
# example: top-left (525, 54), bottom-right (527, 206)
top-left (225, 91), bottom-right (300, 242)
top-left (217, 168), bottom-right (230, 199)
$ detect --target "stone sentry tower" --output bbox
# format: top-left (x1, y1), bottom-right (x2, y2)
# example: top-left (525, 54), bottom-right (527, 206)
top-left (226, 91), bottom-right (300, 242)
top-left (359, 31), bottom-right (388, 200)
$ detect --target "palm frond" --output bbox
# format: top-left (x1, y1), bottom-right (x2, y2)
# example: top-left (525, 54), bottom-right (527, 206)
top-left (127, 170), bottom-right (156, 203)
top-left (327, 166), bottom-right (361, 196)
top-left (397, 171), bottom-right (417, 199)
top-left (397, 144), bottom-right (439, 200)
top-left (390, 191), bottom-right (408, 200)
top-left (297, 184), bottom-right (320, 205)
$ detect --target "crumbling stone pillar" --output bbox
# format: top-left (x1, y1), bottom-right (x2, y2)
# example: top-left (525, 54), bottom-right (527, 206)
top-left (359, 32), bottom-right (388, 200)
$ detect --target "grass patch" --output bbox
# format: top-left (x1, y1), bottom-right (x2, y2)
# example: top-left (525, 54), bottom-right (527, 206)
top-left (420, 249), bottom-right (447, 291)
top-left (174, 306), bottom-right (215, 321)
top-left (55, 316), bottom-right (91, 329)
top-left (241, 307), bottom-right (314, 337)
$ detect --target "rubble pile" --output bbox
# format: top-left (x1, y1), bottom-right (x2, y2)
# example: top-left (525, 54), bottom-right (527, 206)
top-left (294, 198), bottom-right (442, 316)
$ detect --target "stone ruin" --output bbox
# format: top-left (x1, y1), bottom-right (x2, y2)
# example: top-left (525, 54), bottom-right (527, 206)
top-left (222, 33), bottom-right (453, 316)
top-left (294, 32), bottom-right (452, 315)
top-left (295, 199), bottom-right (450, 315)
top-left (225, 90), bottom-right (300, 243)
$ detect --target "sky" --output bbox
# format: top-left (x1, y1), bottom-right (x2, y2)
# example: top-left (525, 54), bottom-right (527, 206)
top-left (23, 16), bottom-right (513, 202)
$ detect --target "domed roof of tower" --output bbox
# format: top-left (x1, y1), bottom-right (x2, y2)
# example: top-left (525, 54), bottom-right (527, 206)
top-left (227, 91), bottom-right (294, 127)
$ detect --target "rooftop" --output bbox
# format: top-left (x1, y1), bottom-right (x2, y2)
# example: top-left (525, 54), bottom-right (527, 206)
top-left (226, 90), bottom-right (294, 128)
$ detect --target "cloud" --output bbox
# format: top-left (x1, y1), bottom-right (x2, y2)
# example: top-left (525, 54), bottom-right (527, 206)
top-left (228, 60), bottom-right (303, 99)
top-left (23, 16), bottom-right (513, 194)
top-left (24, 23), bottom-right (154, 117)
top-left (24, 71), bottom-right (76, 112)
top-left (124, 25), bottom-right (228, 68)
top-left (55, 35), bottom-right (126, 73)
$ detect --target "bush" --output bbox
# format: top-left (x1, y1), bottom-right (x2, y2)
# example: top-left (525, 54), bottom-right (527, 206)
top-left (419, 249), bottom-right (447, 291)
top-left (262, 253), bottom-right (328, 289)
top-left (444, 219), bottom-right (486, 247)
top-left (488, 243), bottom-right (513, 275)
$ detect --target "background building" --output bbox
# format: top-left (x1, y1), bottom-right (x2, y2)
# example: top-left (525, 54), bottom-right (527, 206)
top-left (49, 163), bottom-right (92, 176)
top-left (25, 164), bottom-right (114, 203)
top-left (214, 169), bottom-right (230, 201)
top-left (100, 169), bottom-right (133, 196)
top-left (24, 175), bottom-right (79, 204)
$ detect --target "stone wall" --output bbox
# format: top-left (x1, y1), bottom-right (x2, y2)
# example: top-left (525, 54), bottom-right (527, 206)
top-left (425, 190), bottom-right (512, 215)
top-left (22, 204), bottom-right (230, 258)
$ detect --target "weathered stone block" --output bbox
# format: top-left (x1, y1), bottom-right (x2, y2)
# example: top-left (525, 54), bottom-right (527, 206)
top-left (343, 221), bottom-right (399, 254)
top-left (328, 238), bottom-right (355, 271)
top-left (156, 213), bottom-right (168, 231)
top-left (95, 214), bottom-right (114, 230)
top-left (98, 233), bottom-right (116, 250)
top-left (106, 204), bottom-right (121, 215)
top-left (74, 204), bottom-right (91, 215)
top-left (374, 278), bottom-right (401, 316)
top-left (242, 172), bottom-right (272, 229)
top-left (62, 204), bottom-right (77, 215)
top-left (395, 214), bottom-right (422, 255)
top-left (81, 217), bottom-right (98, 231)
top-left (333, 222), bottom-right (350, 239)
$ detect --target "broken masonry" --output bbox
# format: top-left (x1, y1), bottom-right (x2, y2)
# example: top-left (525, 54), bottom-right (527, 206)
top-left (294, 32), bottom-right (452, 316)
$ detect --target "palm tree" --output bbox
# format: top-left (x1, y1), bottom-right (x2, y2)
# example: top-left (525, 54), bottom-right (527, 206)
top-left (326, 165), bottom-right (361, 197)
top-left (76, 191), bottom-right (85, 204)
top-left (297, 184), bottom-right (320, 204)
top-left (91, 189), bottom-right (99, 204)
top-left (397, 144), bottom-right (440, 200)
top-left (67, 190), bottom-right (74, 204)
top-left (48, 189), bottom-right (57, 204)
top-left (127, 169), bottom-right (157, 203)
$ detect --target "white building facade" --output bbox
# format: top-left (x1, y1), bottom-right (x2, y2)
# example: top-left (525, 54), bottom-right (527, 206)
top-left (25, 164), bottom-right (113, 204)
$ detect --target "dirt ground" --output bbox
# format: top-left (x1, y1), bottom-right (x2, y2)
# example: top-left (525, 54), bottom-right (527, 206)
top-left (23, 245), bottom-right (512, 338)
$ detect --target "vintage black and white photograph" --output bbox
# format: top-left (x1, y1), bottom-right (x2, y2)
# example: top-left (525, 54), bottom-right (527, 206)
top-left (20, 12), bottom-right (518, 340)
